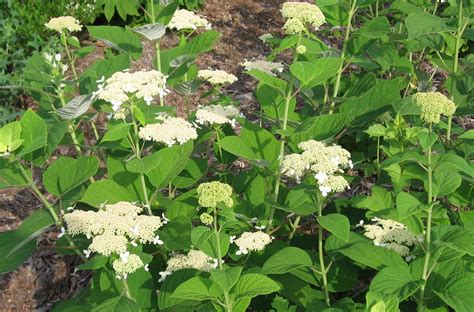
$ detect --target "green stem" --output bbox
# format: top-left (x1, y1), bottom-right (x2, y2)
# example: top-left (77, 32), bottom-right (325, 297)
top-left (212, 206), bottom-right (232, 311)
top-left (447, 1), bottom-right (465, 144)
top-left (317, 198), bottom-right (331, 307)
top-left (155, 40), bottom-right (164, 106)
top-left (150, 0), bottom-right (155, 23)
top-left (19, 163), bottom-right (86, 261)
top-left (61, 33), bottom-right (78, 79)
top-left (329, 0), bottom-right (357, 114)
top-left (122, 278), bottom-right (134, 299)
top-left (418, 123), bottom-right (434, 312)
top-left (288, 216), bottom-right (301, 241)
top-left (267, 34), bottom-right (302, 230)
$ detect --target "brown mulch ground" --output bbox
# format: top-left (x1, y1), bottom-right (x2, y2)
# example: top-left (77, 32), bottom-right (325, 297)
top-left (0, 1), bottom-right (287, 310)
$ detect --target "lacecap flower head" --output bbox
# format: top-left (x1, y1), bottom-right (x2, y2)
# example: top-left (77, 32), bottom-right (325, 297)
top-left (198, 69), bottom-right (238, 85)
top-left (64, 201), bottom-right (165, 277)
top-left (281, 2), bottom-right (326, 34)
top-left (282, 140), bottom-right (352, 196)
top-left (197, 181), bottom-right (233, 208)
top-left (233, 231), bottom-right (273, 255)
top-left (113, 254), bottom-right (144, 279)
top-left (412, 91), bottom-right (456, 124)
top-left (45, 16), bottom-right (82, 33)
top-left (98, 69), bottom-right (168, 112)
top-left (158, 249), bottom-right (217, 282)
top-left (139, 113), bottom-right (198, 146)
top-left (168, 9), bottom-right (211, 31)
top-left (195, 104), bottom-right (240, 127)
top-left (359, 218), bottom-right (418, 257)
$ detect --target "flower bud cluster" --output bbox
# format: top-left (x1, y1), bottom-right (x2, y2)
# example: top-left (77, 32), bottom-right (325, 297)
top-left (168, 9), bottom-right (211, 31)
top-left (358, 218), bottom-right (418, 257)
top-left (45, 16), bottom-right (82, 33)
top-left (138, 113), bottom-right (198, 146)
top-left (282, 140), bottom-right (352, 196)
top-left (198, 69), bottom-right (238, 85)
top-left (197, 181), bottom-right (233, 208)
top-left (232, 231), bottom-right (273, 255)
top-left (412, 92), bottom-right (456, 124)
top-left (64, 201), bottom-right (165, 278)
top-left (158, 249), bottom-right (218, 282)
top-left (281, 2), bottom-right (326, 34)
top-left (195, 104), bottom-right (240, 127)
top-left (97, 70), bottom-right (169, 111)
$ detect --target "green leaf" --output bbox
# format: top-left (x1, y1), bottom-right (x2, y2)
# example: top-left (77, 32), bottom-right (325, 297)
top-left (337, 243), bottom-right (406, 270)
top-left (434, 273), bottom-right (474, 312)
top-left (459, 129), bottom-right (474, 140)
top-left (437, 153), bottom-right (474, 178)
top-left (290, 113), bottom-right (348, 144)
top-left (441, 228), bottom-right (474, 257)
top-left (101, 122), bottom-right (132, 143)
top-left (87, 26), bottom-right (142, 60)
top-left (0, 121), bottom-right (22, 153)
top-left (247, 69), bottom-right (288, 93)
top-left (417, 131), bottom-right (438, 151)
top-left (131, 23), bottom-right (167, 41)
top-left (210, 266), bottom-right (243, 293)
top-left (55, 95), bottom-right (92, 120)
top-left (34, 121), bottom-right (68, 166)
top-left (18, 109), bottom-right (47, 155)
top-left (396, 191), bottom-right (424, 218)
top-left (76, 255), bottom-right (108, 271)
top-left (191, 226), bottom-right (229, 259)
top-left (91, 295), bottom-right (140, 312)
top-left (317, 214), bottom-right (350, 242)
top-left (146, 142), bottom-right (193, 188)
top-left (290, 61), bottom-right (317, 86)
top-left (158, 269), bottom-right (198, 310)
top-left (183, 30), bottom-right (220, 55)
top-left (365, 124), bottom-right (386, 137)
top-left (0, 158), bottom-right (29, 188)
top-left (172, 157), bottom-right (207, 189)
top-left (369, 265), bottom-right (422, 300)
top-left (98, 0), bottom-right (139, 21)
top-left (353, 186), bottom-right (392, 211)
top-left (160, 216), bottom-right (192, 251)
top-left (43, 156), bottom-right (99, 197)
top-left (262, 247), bottom-right (313, 274)
top-left (81, 179), bottom-right (137, 207)
top-left (290, 58), bottom-right (342, 88)
top-left (405, 12), bottom-right (449, 39)
top-left (231, 274), bottom-right (280, 298)
top-left (171, 276), bottom-right (215, 301)
top-left (0, 209), bottom-right (55, 273)
top-left (431, 164), bottom-right (462, 197)
top-left (359, 16), bottom-right (391, 38)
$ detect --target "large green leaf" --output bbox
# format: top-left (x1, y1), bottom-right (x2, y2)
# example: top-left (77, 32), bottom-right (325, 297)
top-left (434, 273), bottom-right (474, 312)
top-left (405, 12), bottom-right (449, 39)
top-left (146, 142), bottom-right (193, 188)
top-left (91, 295), bottom-right (140, 312)
top-left (160, 216), bottom-right (192, 251)
top-left (0, 121), bottom-right (22, 153)
top-left (191, 226), bottom-right (229, 259)
top-left (262, 247), bottom-right (313, 274)
top-left (43, 156), bottom-right (99, 197)
top-left (358, 16), bottom-right (391, 38)
top-left (183, 30), bottom-right (220, 55)
top-left (0, 209), bottom-right (55, 273)
top-left (369, 265), bottom-right (422, 300)
top-left (0, 158), bottom-right (29, 188)
top-left (18, 109), bottom-right (47, 156)
top-left (210, 266), bottom-right (243, 293)
top-left (317, 214), bottom-right (350, 242)
top-left (441, 228), bottom-right (474, 257)
top-left (87, 26), bottom-right (142, 59)
top-left (431, 164), bottom-right (462, 197)
top-left (290, 58), bottom-right (342, 88)
top-left (290, 113), bottom-right (348, 144)
top-left (231, 274), bottom-right (280, 298)
top-left (337, 243), bottom-right (406, 270)
top-left (171, 276), bottom-right (215, 301)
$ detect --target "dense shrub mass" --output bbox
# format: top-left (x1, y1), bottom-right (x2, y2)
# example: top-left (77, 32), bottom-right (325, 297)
top-left (0, 1), bottom-right (473, 311)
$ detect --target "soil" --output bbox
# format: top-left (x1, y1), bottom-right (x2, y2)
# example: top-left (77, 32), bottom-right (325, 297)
top-left (0, 0), bottom-right (289, 310)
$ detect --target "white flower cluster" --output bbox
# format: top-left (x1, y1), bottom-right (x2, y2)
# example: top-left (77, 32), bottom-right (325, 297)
top-left (242, 59), bottom-right (284, 76)
top-left (231, 231), bottom-right (273, 255)
top-left (158, 249), bottom-right (218, 282)
top-left (359, 218), bottom-right (418, 258)
top-left (64, 201), bottom-right (166, 279)
top-left (138, 114), bottom-right (198, 146)
top-left (97, 70), bottom-right (169, 111)
top-left (168, 9), bottom-right (211, 31)
top-left (282, 140), bottom-right (352, 196)
top-left (112, 254), bottom-right (146, 279)
top-left (198, 69), bottom-right (238, 85)
top-left (281, 2), bottom-right (326, 34)
top-left (195, 104), bottom-right (240, 127)
top-left (412, 91), bottom-right (456, 124)
top-left (45, 16), bottom-right (82, 33)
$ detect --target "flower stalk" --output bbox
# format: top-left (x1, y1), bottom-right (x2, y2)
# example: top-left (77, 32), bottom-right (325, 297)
top-left (317, 196), bottom-right (330, 307)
